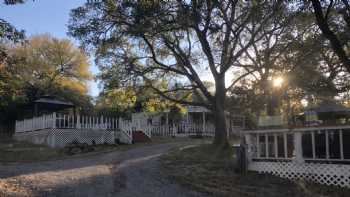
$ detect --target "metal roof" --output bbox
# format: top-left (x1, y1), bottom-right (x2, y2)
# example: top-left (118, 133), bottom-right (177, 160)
top-left (307, 102), bottom-right (350, 113)
top-left (34, 98), bottom-right (74, 106)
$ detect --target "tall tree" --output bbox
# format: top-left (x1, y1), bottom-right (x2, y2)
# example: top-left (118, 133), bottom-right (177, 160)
top-left (0, 35), bottom-right (93, 132)
top-left (6, 34), bottom-right (92, 100)
top-left (69, 0), bottom-right (285, 146)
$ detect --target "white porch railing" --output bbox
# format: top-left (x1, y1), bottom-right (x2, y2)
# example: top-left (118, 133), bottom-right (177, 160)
top-left (15, 114), bottom-right (55, 133)
top-left (140, 122), bottom-right (217, 137)
top-left (15, 113), bottom-right (244, 141)
top-left (244, 125), bottom-right (350, 188)
top-left (15, 113), bottom-right (119, 133)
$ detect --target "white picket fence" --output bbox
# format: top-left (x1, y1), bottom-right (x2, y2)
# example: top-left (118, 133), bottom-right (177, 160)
top-left (15, 113), bottom-right (243, 139)
top-left (15, 113), bottom-right (119, 133)
top-left (15, 113), bottom-right (135, 145)
top-left (15, 114), bottom-right (56, 133)
top-left (141, 122), bottom-right (229, 137)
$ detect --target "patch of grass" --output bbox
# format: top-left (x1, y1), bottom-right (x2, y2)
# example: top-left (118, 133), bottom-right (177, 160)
top-left (0, 140), bottom-right (64, 163)
top-left (0, 137), bottom-right (125, 163)
top-left (0, 136), bottom-right (209, 163)
top-left (160, 144), bottom-right (350, 197)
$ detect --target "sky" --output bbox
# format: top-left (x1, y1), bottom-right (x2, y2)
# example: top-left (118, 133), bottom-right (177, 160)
top-left (0, 0), bottom-right (240, 97)
top-left (0, 0), bottom-right (100, 97)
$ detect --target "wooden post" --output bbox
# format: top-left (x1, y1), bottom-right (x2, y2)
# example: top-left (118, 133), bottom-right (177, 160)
top-left (294, 132), bottom-right (304, 163)
top-left (202, 112), bottom-right (206, 134)
top-left (256, 134), bottom-right (260, 158)
top-left (284, 133), bottom-right (288, 158)
top-left (274, 134), bottom-right (278, 158)
top-left (325, 130), bottom-right (329, 159)
top-left (52, 113), bottom-right (56, 129)
top-left (340, 129), bottom-right (344, 160)
top-left (63, 115), bottom-right (66, 128)
top-left (311, 131), bottom-right (316, 159)
top-left (76, 114), bottom-right (81, 129)
top-left (166, 112), bottom-right (169, 126)
top-left (265, 134), bottom-right (268, 158)
top-left (100, 115), bottom-right (104, 129)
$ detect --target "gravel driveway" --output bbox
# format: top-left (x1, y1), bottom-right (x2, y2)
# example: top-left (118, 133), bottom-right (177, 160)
top-left (0, 142), bottom-right (208, 197)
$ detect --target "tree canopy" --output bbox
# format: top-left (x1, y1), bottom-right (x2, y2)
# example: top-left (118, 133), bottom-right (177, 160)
top-left (0, 35), bottom-right (93, 132)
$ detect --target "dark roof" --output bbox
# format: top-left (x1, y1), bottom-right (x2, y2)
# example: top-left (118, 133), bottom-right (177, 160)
top-left (307, 102), bottom-right (350, 113)
top-left (34, 97), bottom-right (74, 106)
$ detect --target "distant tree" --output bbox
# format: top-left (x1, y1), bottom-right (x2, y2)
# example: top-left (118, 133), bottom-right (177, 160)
top-left (0, 35), bottom-right (93, 132)
top-left (6, 34), bottom-right (92, 100)
top-left (69, 0), bottom-right (285, 146)
top-left (0, 0), bottom-right (27, 64)
top-left (95, 87), bottom-right (137, 116)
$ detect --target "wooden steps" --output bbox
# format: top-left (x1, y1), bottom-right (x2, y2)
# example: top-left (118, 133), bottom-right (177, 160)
top-left (132, 131), bottom-right (151, 143)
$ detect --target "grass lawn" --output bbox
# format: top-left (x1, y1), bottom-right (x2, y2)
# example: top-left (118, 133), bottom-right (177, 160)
top-left (0, 136), bottom-right (208, 163)
top-left (0, 138), bottom-right (65, 163)
top-left (0, 137), bottom-right (129, 163)
top-left (160, 144), bottom-right (350, 197)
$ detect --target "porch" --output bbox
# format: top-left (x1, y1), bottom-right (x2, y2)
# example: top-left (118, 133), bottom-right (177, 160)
top-left (14, 113), bottom-right (132, 147)
top-left (244, 125), bottom-right (350, 188)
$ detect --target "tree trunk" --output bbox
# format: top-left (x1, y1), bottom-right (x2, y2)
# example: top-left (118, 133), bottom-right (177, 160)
top-left (213, 75), bottom-right (229, 147)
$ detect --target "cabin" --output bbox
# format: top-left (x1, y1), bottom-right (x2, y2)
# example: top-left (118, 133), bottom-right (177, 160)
top-left (131, 105), bottom-right (245, 137)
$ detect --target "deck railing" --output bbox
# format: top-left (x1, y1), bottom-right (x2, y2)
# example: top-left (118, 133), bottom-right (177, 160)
top-left (15, 113), bottom-right (245, 139)
top-left (15, 113), bottom-right (119, 133)
top-left (245, 125), bottom-right (350, 188)
top-left (245, 125), bottom-right (350, 163)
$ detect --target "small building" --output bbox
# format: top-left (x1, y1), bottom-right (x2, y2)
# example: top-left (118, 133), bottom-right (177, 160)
top-left (301, 101), bottom-right (350, 126)
top-left (33, 95), bottom-right (76, 116)
top-left (131, 105), bottom-right (245, 137)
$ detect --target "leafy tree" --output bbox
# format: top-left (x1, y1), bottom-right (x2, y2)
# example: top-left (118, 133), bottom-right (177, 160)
top-left (0, 35), bottom-right (93, 133)
top-left (0, 0), bottom-right (26, 64)
top-left (6, 34), bottom-right (92, 100)
top-left (95, 87), bottom-right (137, 116)
top-left (69, 0), bottom-right (285, 146)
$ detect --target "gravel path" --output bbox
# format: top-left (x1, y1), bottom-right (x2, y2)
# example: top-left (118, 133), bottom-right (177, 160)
top-left (0, 142), bottom-right (208, 197)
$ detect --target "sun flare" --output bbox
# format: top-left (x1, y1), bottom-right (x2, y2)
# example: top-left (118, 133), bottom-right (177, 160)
top-left (273, 77), bottom-right (284, 88)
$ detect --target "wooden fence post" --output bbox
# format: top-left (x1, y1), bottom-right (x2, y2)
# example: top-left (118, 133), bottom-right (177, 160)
top-left (294, 132), bottom-right (304, 163)
top-left (76, 114), bottom-right (81, 129)
top-left (100, 115), bottom-right (104, 129)
top-left (52, 113), bottom-right (56, 129)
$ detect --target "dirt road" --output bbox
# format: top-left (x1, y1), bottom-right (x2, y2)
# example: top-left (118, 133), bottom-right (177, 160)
top-left (0, 142), bottom-right (208, 197)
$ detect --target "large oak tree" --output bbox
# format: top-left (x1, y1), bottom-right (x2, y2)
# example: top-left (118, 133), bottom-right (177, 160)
top-left (69, 0), bottom-right (285, 146)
